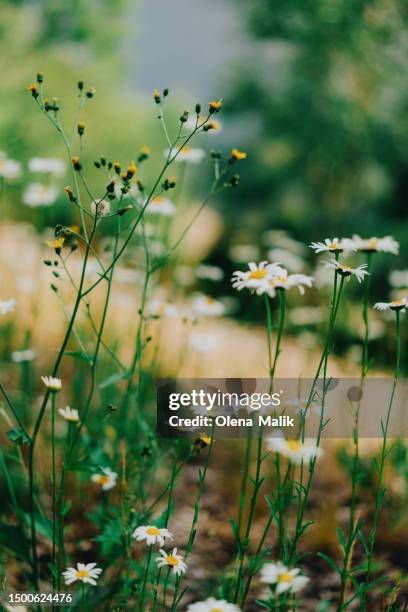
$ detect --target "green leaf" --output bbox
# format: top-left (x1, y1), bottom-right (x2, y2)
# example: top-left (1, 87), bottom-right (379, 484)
top-left (317, 552), bottom-right (342, 574)
top-left (7, 428), bottom-right (31, 446)
top-left (63, 350), bottom-right (93, 365)
top-left (99, 370), bottom-right (132, 389)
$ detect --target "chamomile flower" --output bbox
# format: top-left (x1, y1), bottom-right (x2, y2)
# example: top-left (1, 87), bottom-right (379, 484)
top-left (186, 598), bottom-right (240, 612)
top-left (309, 238), bottom-right (348, 253)
top-left (324, 259), bottom-right (369, 283)
top-left (268, 271), bottom-right (314, 296)
top-left (156, 548), bottom-right (187, 576)
top-left (170, 146), bottom-right (205, 164)
top-left (91, 468), bottom-right (118, 491)
top-left (28, 157), bottom-right (66, 177)
top-left (192, 294), bottom-right (226, 317)
top-left (286, 397), bottom-right (321, 418)
top-left (374, 298), bottom-right (408, 312)
top-left (345, 234), bottom-right (399, 255)
top-left (41, 376), bottom-right (62, 392)
top-left (145, 195), bottom-right (176, 216)
top-left (267, 432), bottom-right (322, 464)
top-left (23, 183), bottom-right (59, 207)
top-left (133, 525), bottom-right (174, 547)
top-left (91, 199), bottom-right (111, 217)
top-left (260, 561), bottom-right (309, 594)
top-left (59, 406), bottom-right (80, 423)
top-left (0, 298), bottom-right (16, 315)
top-left (62, 562), bottom-right (103, 586)
top-left (0, 153), bottom-right (21, 179)
top-left (11, 349), bottom-right (36, 363)
top-left (231, 261), bottom-right (284, 295)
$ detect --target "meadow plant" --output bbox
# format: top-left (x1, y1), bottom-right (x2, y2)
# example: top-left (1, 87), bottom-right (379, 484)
top-left (0, 75), bottom-right (406, 611)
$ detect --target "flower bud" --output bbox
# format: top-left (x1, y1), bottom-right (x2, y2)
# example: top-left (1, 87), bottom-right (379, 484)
top-left (28, 83), bottom-right (39, 99)
top-left (100, 156), bottom-right (107, 166)
top-left (37, 73), bottom-right (44, 84)
top-left (230, 174), bottom-right (240, 187)
top-left (195, 103), bottom-right (201, 114)
top-left (113, 161), bottom-right (122, 175)
top-left (163, 88), bottom-right (169, 97)
top-left (180, 110), bottom-right (189, 123)
top-left (106, 179), bottom-right (116, 194)
top-left (208, 99), bottom-right (223, 114)
top-left (126, 161), bottom-right (138, 179)
top-left (117, 204), bottom-right (133, 216)
top-left (86, 87), bottom-right (96, 98)
top-left (229, 148), bottom-right (247, 163)
top-left (71, 156), bottom-right (81, 171)
top-left (78, 80), bottom-right (84, 91)
top-left (153, 88), bottom-right (161, 104)
top-left (77, 122), bottom-right (85, 136)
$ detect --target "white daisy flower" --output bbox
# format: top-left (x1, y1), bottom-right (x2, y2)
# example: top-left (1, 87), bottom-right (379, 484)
top-left (195, 264), bottom-right (224, 281)
top-left (192, 294), bottom-right (226, 317)
top-left (59, 406), bottom-right (80, 423)
top-left (286, 397), bottom-right (321, 418)
top-left (190, 333), bottom-right (219, 353)
top-left (231, 261), bottom-right (284, 295)
top-left (11, 349), bottom-right (36, 363)
top-left (91, 199), bottom-right (111, 217)
top-left (374, 298), bottom-right (408, 312)
top-left (268, 271), bottom-right (314, 296)
top-left (323, 259), bottom-right (369, 283)
top-left (260, 561), bottom-right (309, 594)
top-left (133, 525), bottom-right (174, 547)
top-left (28, 157), bottom-right (66, 177)
top-left (145, 195), bottom-right (176, 216)
top-left (41, 376), bottom-right (62, 392)
top-left (0, 298), bottom-right (16, 315)
top-left (167, 146), bottom-right (205, 164)
top-left (309, 238), bottom-right (349, 253)
top-left (62, 562), bottom-right (102, 586)
top-left (186, 598), bottom-right (240, 612)
top-left (0, 153), bottom-right (21, 179)
top-left (91, 468), bottom-right (118, 491)
top-left (267, 432), bottom-right (322, 464)
top-left (23, 183), bottom-right (59, 207)
top-left (156, 547), bottom-right (187, 576)
top-left (344, 234), bottom-right (399, 255)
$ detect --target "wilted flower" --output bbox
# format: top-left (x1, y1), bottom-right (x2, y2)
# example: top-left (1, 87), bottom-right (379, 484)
top-left (0, 298), bottom-right (16, 315)
top-left (59, 406), bottom-right (80, 422)
top-left (11, 349), bottom-right (35, 362)
top-left (41, 376), bottom-right (62, 392)
top-left (344, 234), bottom-right (399, 255)
top-left (267, 432), bottom-right (322, 464)
top-left (374, 298), bottom-right (408, 312)
top-left (309, 238), bottom-right (348, 253)
top-left (28, 157), bottom-right (66, 177)
top-left (186, 598), bottom-right (240, 612)
top-left (0, 152), bottom-right (21, 179)
top-left (23, 183), bottom-right (59, 207)
top-left (324, 259), bottom-right (369, 283)
top-left (91, 468), bottom-right (118, 491)
top-left (62, 562), bottom-right (102, 586)
top-left (133, 525), bottom-right (174, 547)
top-left (91, 199), bottom-right (111, 217)
top-left (192, 294), bottom-right (226, 317)
top-left (156, 548), bottom-right (187, 576)
top-left (145, 195), bottom-right (176, 216)
top-left (260, 561), bottom-right (309, 594)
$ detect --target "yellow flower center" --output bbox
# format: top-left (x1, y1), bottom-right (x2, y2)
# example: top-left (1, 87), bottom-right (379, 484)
top-left (328, 241), bottom-right (338, 249)
top-left (152, 196), bottom-right (163, 204)
top-left (341, 265), bottom-right (351, 272)
top-left (210, 608), bottom-right (224, 612)
top-left (392, 299), bottom-right (403, 306)
top-left (146, 527), bottom-right (161, 536)
top-left (207, 297), bottom-right (215, 304)
top-left (76, 570), bottom-right (89, 578)
top-left (287, 440), bottom-right (302, 452)
top-left (368, 238), bottom-right (377, 249)
top-left (181, 146), bottom-right (191, 153)
top-left (166, 555), bottom-right (179, 566)
top-left (278, 572), bottom-right (293, 583)
top-left (249, 269), bottom-right (267, 280)
top-left (98, 475), bottom-right (109, 485)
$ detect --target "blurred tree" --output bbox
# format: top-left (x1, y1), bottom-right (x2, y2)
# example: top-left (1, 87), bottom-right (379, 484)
top-left (224, 0), bottom-right (408, 257)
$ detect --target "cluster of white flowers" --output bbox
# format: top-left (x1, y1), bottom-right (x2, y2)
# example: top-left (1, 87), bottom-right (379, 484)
top-left (231, 261), bottom-right (313, 297)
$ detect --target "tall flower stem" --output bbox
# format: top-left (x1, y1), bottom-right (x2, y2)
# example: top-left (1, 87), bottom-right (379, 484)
top-left (338, 253), bottom-right (373, 609)
top-left (138, 544), bottom-right (153, 612)
top-left (363, 309), bottom-right (402, 598)
top-left (51, 393), bottom-right (57, 590)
